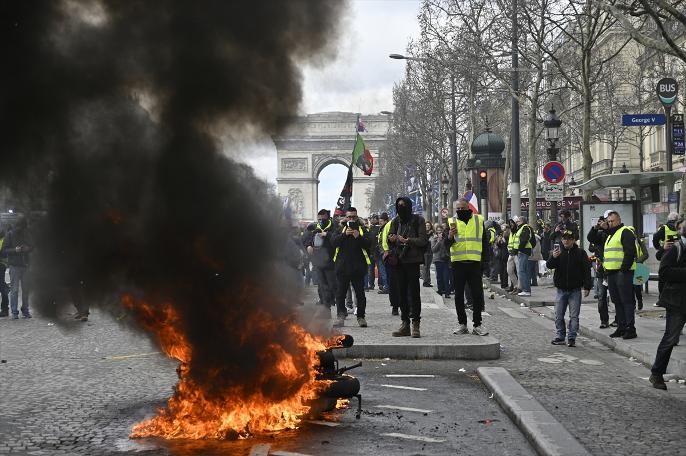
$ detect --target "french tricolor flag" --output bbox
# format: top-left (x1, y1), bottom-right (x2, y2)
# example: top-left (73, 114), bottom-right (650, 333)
top-left (464, 191), bottom-right (479, 214)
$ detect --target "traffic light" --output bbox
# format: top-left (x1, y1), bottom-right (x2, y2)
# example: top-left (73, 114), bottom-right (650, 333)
top-left (479, 170), bottom-right (488, 199)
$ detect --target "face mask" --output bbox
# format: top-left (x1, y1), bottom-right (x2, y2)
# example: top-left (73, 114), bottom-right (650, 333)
top-left (397, 204), bottom-right (411, 219)
top-left (319, 219), bottom-right (328, 228)
top-left (456, 209), bottom-right (472, 222)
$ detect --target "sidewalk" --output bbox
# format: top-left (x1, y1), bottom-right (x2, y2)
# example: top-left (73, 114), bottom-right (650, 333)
top-left (302, 281), bottom-right (500, 360)
top-left (486, 280), bottom-right (686, 378)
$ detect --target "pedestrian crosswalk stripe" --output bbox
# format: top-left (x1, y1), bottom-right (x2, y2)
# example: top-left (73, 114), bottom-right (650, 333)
top-left (376, 405), bottom-right (433, 413)
top-left (385, 374), bottom-right (435, 378)
top-left (271, 451), bottom-right (314, 456)
top-left (381, 432), bottom-right (446, 443)
top-left (104, 351), bottom-right (161, 360)
top-left (380, 384), bottom-right (427, 391)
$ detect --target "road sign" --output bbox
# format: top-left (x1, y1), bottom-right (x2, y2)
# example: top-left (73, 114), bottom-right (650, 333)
top-left (672, 113), bottom-right (685, 155)
top-left (621, 114), bottom-right (666, 126)
top-left (543, 183), bottom-right (563, 202)
top-left (657, 77), bottom-right (678, 106)
top-left (440, 207), bottom-right (449, 218)
top-left (542, 161), bottom-right (565, 184)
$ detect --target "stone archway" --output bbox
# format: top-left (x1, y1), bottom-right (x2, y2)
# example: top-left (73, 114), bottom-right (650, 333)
top-left (273, 112), bottom-right (388, 220)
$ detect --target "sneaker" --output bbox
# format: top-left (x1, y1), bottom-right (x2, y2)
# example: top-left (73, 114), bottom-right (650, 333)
top-left (609, 321), bottom-right (618, 327)
top-left (11, 314), bottom-right (19, 320)
top-left (649, 374), bottom-right (667, 390)
top-left (357, 317), bottom-right (367, 328)
top-left (378, 289), bottom-right (389, 295)
top-left (453, 324), bottom-right (469, 335)
top-left (392, 321), bottom-right (411, 337)
top-left (332, 317), bottom-right (345, 328)
top-left (391, 307), bottom-right (399, 316)
top-left (637, 302), bottom-right (643, 311)
top-left (21, 313), bottom-right (32, 319)
top-left (80, 315), bottom-right (89, 322)
top-left (0, 310), bottom-right (8, 318)
top-left (567, 339), bottom-right (576, 347)
top-left (444, 293), bottom-right (451, 299)
top-left (517, 291), bottom-right (531, 297)
top-left (599, 323), bottom-right (609, 329)
top-left (423, 283), bottom-right (433, 288)
top-left (551, 338), bottom-right (566, 345)
top-left (472, 326), bottom-right (489, 336)
top-left (622, 331), bottom-right (637, 340)
top-left (609, 330), bottom-right (625, 338)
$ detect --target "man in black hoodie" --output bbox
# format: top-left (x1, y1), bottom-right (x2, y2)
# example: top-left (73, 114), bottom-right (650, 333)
top-left (303, 209), bottom-right (337, 317)
top-left (387, 197), bottom-right (428, 338)
top-left (546, 230), bottom-right (592, 347)
top-left (330, 207), bottom-right (372, 328)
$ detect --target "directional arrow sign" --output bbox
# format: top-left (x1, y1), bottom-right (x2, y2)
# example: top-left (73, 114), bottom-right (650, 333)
top-left (542, 161), bottom-right (565, 184)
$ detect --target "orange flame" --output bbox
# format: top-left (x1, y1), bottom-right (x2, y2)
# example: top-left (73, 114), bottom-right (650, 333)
top-left (122, 294), bottom-right (330, 439)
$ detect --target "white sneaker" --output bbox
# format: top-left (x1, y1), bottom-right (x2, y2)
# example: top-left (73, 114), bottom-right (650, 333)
top-left (518, 291), bottom-right (531, 297)
top-left (472, 326), bottom-right (489, 336)
top-left (453, 324), bottom-right (469, 335)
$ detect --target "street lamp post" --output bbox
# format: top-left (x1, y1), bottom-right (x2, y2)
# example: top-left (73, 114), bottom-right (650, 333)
top-left (390, 53), bottom-right (459, 205)
top-left (543, 106), bottom-right (562, 223)
top-left (619, 162), bottom-right (629, 200)
top-left (441, 173), bottom-right (449, 210)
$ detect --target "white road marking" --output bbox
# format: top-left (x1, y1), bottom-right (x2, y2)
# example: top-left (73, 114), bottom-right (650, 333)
top-left (307, 420), bottom-right (340, 427)
top-left (498, 307), bottom-right (528, 319)
top-left (579, 359), bottom-right (604, 366)
top-left (375, 405), bottom-right (433, 413)
top-left (384, 374), bottom-right (435, 378)
top-left (249, 444), bottom-right (271, 456)
top-left (381, 432), bottom-right (446, 443)
top-left (380, 384), bottom-right (427, 391)
top-left (104, 351), bottom-right (161, 360)
top-left (271, 451), bottom-right (315, 456)
top-left (537, 357), bottom-right (563, 364)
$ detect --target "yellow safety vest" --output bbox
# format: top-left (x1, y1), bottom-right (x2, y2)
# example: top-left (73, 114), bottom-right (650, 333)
top-left (380, 219), bottom-right (393, 251)
top-left (511, 224), bottom-right (532, 250)
top-left (603, 226), bottom-right (637, 271)
top-left (447, 214), bottom-right (484, 262)
top-left (333, 226), bottom-right (371, 265)
top-left (488, 227), bottom-right (496, 245)
top-left (660, 225), bottom-right (677, 247)
top-left (507, 230), bottom-right (516, 251)
top-left (315, 219), bottom-right (332, 233)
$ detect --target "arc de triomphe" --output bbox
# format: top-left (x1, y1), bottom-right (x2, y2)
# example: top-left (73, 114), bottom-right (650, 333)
top-left (273, 112), bottom-right (389, 220)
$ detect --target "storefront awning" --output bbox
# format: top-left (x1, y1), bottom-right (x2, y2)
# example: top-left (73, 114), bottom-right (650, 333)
top-left (571, 170), bottom-right (683, 192)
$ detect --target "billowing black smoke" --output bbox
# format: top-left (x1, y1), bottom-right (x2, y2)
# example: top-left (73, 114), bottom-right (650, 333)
top-left (1, 1), bottom-right (344, 400)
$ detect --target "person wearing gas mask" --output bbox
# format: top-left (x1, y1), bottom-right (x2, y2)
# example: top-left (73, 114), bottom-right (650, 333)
top-left (303, 209), bottom-right (337, 317)
top-left (445, 198), bottom-right (490, 336)
top-left (387, 197), bottom-right (428, 338)
top-left (649, 218), bottom-right (686, 390)
top-left (653, 212), bottom-right (679, 260)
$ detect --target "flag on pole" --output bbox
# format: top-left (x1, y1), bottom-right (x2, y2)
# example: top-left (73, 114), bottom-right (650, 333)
top-left (334, 164), bottom-right (354, 217)
top-left (464, 191), bottom-right (479, 214)
top-left (352, 133), bottom-right (374, 176)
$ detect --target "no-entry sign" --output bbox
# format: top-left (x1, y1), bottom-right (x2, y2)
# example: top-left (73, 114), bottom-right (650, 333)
top-left (440, 207), bottom-right (449, 218)
top-left (542, 161), bottom-right (565, 184)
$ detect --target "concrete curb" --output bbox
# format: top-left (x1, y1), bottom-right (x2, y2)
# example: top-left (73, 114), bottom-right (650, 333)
top-left (477, 367), bottom-right (591, 456)
top-left (338, 339), bottom-right (501, 360)
top-left (486, 282), bottom-right (686, 378)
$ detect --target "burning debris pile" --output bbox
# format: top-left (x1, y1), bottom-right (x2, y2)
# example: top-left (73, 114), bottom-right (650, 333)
top-left (1, 0), bottom-right (347, 439)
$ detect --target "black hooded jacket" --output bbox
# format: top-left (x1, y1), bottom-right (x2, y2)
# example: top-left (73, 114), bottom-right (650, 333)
top-left (387, 196), bottom-right (428, 264)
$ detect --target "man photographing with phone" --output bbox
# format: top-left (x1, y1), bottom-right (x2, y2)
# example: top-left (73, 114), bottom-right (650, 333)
top-left (331, 207), bottom-right (372, 328)
top-left (546, 230), bottom-right (592, 347)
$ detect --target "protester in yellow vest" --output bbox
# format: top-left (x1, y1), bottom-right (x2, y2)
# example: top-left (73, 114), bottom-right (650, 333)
top-left (330, 207), bottom-right (371, 329)
top-left (653, 212), bottom-right (679, 258)
top-left (603, 211), bottom-right (638, 339)
top-left (445, 198), bottom-right (490, 336)
top-left (513, 216), bottom-right (534, 297)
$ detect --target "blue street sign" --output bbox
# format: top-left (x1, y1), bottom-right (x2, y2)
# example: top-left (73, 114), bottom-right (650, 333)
top-left (621, 114), bottom-right (666, 126)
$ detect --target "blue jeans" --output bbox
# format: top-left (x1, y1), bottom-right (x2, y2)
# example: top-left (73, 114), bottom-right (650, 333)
top-left (9, 266), bottom-right (29, 316)
top-left (517, 253), bottom-right (531, 292)
top-left (651, 309), bottom-right (686, 375)
top-left (434, 261), bottom-right (451, 294)
top-left (376, 254), bottom-right (387, 288)
top-left (555, 288), bottom-right (581, 340)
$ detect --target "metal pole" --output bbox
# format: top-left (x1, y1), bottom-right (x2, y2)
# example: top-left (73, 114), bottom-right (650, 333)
top-left (548, 146), bottom-right (558, 224)
top-left (665, 105), bottom-right (673, 171)
top-left (450, 75), bottom-right (459, 205)
top-left (510, 0), bottom-right (521, 217)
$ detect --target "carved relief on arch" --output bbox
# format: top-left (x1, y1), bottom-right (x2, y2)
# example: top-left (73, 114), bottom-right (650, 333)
top-left (281, 158), bottom-right (308, 173)
top-left (287, 188), bottom-right (304, 218)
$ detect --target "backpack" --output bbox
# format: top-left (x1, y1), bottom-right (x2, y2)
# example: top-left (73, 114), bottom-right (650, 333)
top-left (528, 225), bottom-right (537, 248)
top-left (627, 227), bottom-right (649, 263)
